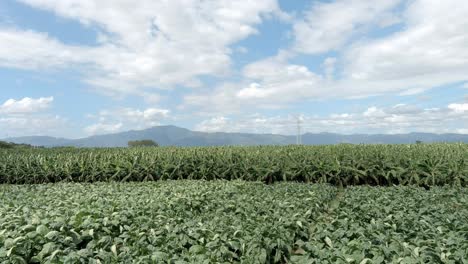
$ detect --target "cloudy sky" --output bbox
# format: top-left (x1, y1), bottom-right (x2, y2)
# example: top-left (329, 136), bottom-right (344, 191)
top-left (1, 0), bottom-right (467, 138)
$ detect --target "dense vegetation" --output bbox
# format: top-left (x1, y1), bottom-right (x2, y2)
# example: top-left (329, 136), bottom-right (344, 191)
top-left (127, 140), bottom-right (159, 147)
top-left (1, 181), bottom-right (466, 263)
top-left (0, 144), bottom-right (466, 186)
top-left (0, 141), bottom-right (37, 149)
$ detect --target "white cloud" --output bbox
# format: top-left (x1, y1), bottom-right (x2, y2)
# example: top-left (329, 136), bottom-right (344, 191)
top-left (98, 108), bottom-right (170, 124)
top-left (237, 83), bottom-right (268, 99)
top-left (344, 0), bottom-right (468, 84)
top-left (2, 0), bottom-right (283, 95)
top-left (363, 106), bottom-right (385, 117)
top-left (448, 103), bottom-right (468, 113)
top-left (0, 96), bottom-right (53, 114)
top-left (176, 58), bottom-right (353, 113)
top-left (387, 104), bottom-right (422, 115)
top-left (0, 96), bottom-right (68, 137)
top-left (293, 0), bottom-right (403, 54)
top-left (2, 0), bottom-right (468, 137)
top-left (195, 116), bottom-right (230, 132)
top-left (184, 0), bottom-right (468, 113)
top-left (140, 93), bottom-right (163, 104)
top-left (182, 57), bottom-right (406, 112)
top-left (195, 114), bottom-right (295, 134)
top-left (456, 128), bottom-right (468, 134)
top-left (398, 87), bottom-right (429, 96)
top-left (0, 29), bottom-right (89, 70)
top-left (0, 115), bottom-right (67, 137)
top-left (322, 57), bottom-right (337, 80)
top-left (225, 56), bottom-right (322, 107)
top-left (85, 107), bottom-right (170, 135)
top-left (195, 102), bottom-right (468, 135)
top-left (183, 61), bottom-right (322, 114)
top-left (84, 122), bottom-right (123, 136)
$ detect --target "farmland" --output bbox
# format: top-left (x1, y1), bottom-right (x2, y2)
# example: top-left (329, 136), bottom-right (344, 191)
top-left (1, 181), bottom-right (467, 263)
top-left (0, 143), bottom-right (467, 186)
top-left (0, 144), bottom-right (467, 263)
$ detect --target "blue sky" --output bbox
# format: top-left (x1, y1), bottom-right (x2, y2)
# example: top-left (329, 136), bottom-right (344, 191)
top-left (0, 0), bottom-right (467, 138)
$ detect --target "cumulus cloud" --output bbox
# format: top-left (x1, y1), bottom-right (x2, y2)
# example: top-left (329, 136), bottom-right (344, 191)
top-left (0, 115), bottom-right (67, 137)
top-left (0, 115), bottom-right (67, 136)
top-left (1, 0), bottom-right (283, 95)
top-left (0, 97), bottom-right (68, 137)
top-left (0, 29), bottom-right (89, 70)
top-left (0, 96), bottom-right (53, 114)
top-left (85, 107), bottom-right (170, 135)
top-left (195, 102), bottom-right (468, 135)
top-left (2, 0), bottom-right (468, 136)
top-left (195, 115), bottom-right (294, 134)
top-left (236, 57), bottom-right (323, 104)
top-left (363, 106), bottom-right (385, 118)
top-left (293, 0), bottom-right (403, 54)
top-left (448, 103), bottom-right (468, 113)
top-left (184, 55), bottom-right (325, 113)
top-left (344, 0), bottom-right (468, 84)
top-left (185, 0), bottom-right (468, 113)
top-left (195, 117), bottom-right (230, 133)
top-left (84, 122), bottom-right (123, 136)
top-left (183, 58), bottom-right (417, 112)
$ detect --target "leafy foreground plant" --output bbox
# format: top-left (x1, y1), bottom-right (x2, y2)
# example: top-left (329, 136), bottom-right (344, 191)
top-left (1, 181), bottom-right (467, 263)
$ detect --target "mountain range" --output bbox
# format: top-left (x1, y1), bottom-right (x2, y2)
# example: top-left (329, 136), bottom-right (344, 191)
top-left (3, 125), bottom-right (468, 147)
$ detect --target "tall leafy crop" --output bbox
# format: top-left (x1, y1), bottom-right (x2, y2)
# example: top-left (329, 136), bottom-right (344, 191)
top-left (0, 143), bottom-right (466, 186)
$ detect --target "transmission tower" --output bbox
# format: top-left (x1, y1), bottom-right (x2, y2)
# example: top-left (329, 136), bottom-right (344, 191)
top-left (296, 116), bottom-right (302, 145)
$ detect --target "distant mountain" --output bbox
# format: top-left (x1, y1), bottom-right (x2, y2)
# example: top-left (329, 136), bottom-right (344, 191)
top-left (300, 132), bottom-right (468, 145)
top-left (3, 125), bottom-right (468, 147)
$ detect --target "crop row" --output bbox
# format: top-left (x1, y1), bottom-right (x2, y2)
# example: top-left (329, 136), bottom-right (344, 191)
top-left (0, 144), bottom-right (467, 186)
top-left (1, 181), bottom-right (467, 263)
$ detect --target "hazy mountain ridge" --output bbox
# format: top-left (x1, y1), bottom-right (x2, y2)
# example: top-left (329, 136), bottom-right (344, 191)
top-left (4, 126), bottom-right (468, 147)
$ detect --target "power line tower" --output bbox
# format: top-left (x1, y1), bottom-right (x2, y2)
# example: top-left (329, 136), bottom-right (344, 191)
top-left (296, 116), bottom-right (302, 145)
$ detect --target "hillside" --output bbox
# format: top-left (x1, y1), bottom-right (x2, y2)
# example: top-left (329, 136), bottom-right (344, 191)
top-left (3, 125), bottom-right (468, 147)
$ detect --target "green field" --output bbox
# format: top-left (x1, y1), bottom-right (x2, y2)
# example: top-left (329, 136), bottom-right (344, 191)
top-left (1, 144), bottom-right (467, 263)
top-left (1, 144), bottom-right (467, 186)
top-left (1, 181), bottom-right (467, 263)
